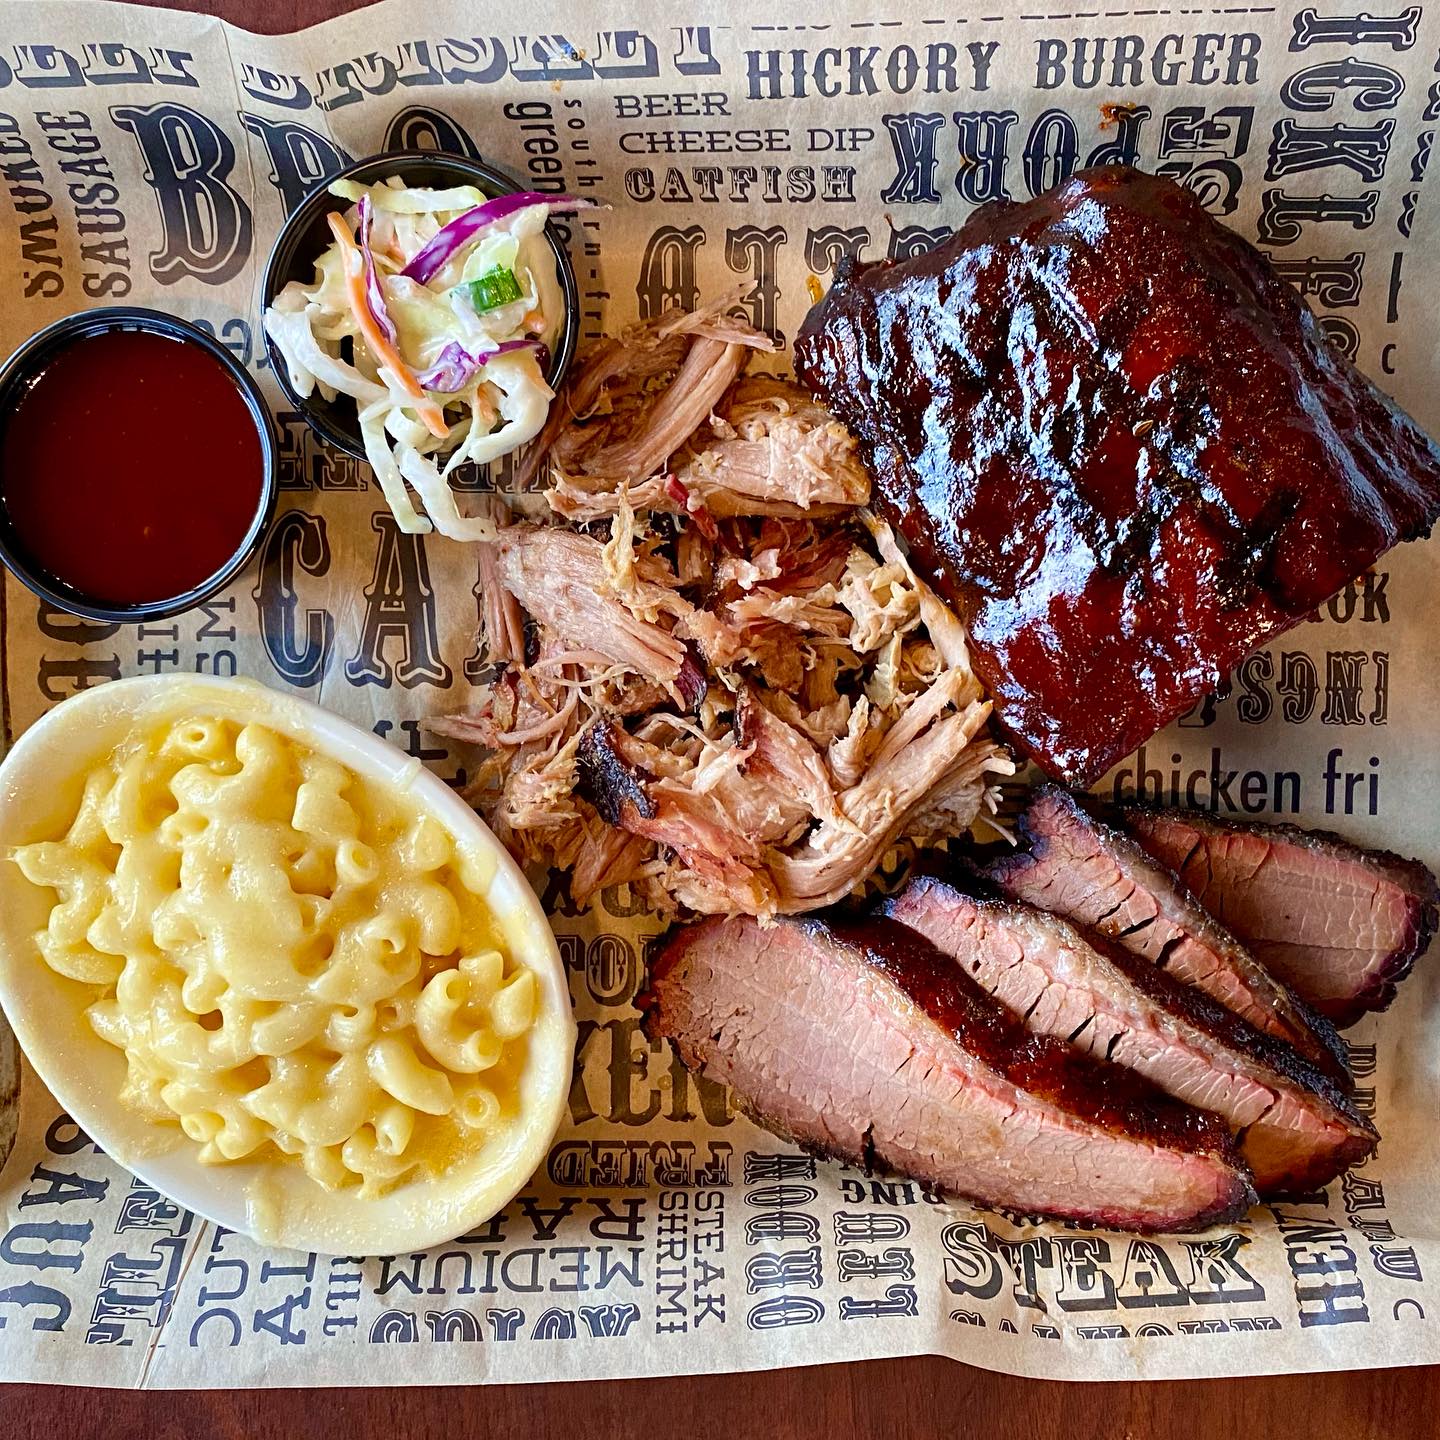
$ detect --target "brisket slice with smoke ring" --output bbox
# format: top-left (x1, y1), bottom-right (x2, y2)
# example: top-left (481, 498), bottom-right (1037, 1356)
top-left (987, 785), bottom-right (1348, 1082)
top-left (793, 165), bottom-right (1440, 787)
top-left (1121, 806), bottom-right (1440, 1027)
top-left (642, 912), bottom-right (1255, 1233)
top-left (884, 874), bottom-right (1375, 1196)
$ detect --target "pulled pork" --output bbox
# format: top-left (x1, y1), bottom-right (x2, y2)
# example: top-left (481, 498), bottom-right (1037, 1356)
top-left (433, 296), bottom-right (1014, 917)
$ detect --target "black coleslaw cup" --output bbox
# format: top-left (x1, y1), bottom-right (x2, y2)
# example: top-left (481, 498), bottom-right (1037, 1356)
top-left (259, 149), bottom-right (583, 463)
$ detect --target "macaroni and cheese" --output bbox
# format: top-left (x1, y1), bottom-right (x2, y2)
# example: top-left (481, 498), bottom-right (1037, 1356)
top-left (12, 712), bottom-right (541, 1198)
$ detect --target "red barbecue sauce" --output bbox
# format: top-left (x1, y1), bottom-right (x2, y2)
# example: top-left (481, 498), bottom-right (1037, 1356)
top-left (0, 329), bottom-right (265, 606)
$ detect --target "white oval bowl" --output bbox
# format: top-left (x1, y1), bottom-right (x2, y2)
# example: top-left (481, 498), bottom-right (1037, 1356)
top-left (0, 675), bottom-right (575, 1255)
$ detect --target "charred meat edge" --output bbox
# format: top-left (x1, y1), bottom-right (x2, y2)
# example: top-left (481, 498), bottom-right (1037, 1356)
top-left (884, 871), bottom-right (1376, 1196)
top-left (642, 912), bottom-right (1256, 1234)
top-left (988, 784), bottom-right (1350, 1083)
top-left (1120, 803), bottom-right (1440, 1027)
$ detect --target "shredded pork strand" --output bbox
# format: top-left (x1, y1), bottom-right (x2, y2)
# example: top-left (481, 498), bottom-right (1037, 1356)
top-left (494, 525), bottom-right (703, 709)
top-left (429, 298), bottom-right (1014, 918)
top-left (473, 495), bottom-right (525, 666)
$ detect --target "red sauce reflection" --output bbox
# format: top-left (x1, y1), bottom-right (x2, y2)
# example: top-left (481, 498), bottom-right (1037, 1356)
top-left (1, 329), bottom-right (264, 607)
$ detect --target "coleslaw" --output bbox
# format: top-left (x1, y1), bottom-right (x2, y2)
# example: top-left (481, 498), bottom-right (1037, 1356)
top-left (263, 176), bottom-right (591, 540)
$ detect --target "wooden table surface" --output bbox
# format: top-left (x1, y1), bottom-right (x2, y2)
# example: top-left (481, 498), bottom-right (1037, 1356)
top-left (1, 0), bottom-right (1435, 1433)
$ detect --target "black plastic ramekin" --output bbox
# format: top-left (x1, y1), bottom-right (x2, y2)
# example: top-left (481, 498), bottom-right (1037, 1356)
top-left (260, 149), bottom-right (582, 462)
top-left (0, 307), bottom-right (278, 624)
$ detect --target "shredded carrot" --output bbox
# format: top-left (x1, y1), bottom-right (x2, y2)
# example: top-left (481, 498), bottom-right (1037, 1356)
top-left (327, 211), bottom-right (449, 440)
top-left (523, 308), bottom-right (547, 335)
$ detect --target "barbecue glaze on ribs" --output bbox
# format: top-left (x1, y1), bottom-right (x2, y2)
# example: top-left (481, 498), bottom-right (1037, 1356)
top-left (795, 166), bottom-right (1440, 786)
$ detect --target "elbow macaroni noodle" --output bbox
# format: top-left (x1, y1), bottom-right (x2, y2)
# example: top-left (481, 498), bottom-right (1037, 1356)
top-left (12, 714), bottom-right (540, 1197)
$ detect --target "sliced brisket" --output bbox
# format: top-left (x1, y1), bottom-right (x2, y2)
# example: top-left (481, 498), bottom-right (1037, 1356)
top-left (643, 912), bottom-right (1255, 1232)
top-left (988, 786), bottom-right (1348, 1081)
top-left (1122, 807), bottom-right (1440, 1027)
top-left (885, 875), bottom-right (1376, 1195)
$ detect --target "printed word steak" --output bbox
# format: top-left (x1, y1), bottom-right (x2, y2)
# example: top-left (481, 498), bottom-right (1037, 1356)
top-left (794, 164), bottom-right (1440, 787)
